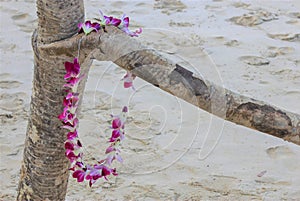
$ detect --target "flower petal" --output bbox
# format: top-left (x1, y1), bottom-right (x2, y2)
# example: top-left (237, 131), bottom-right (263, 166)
top-left (105, 146), bottom-right (115, 154)
top-left (115, 153), bottom-right (123, 163)
top-left (73, 170), bottom-right (85, 182)
top-left (65, 142), bottom-right (74, 150)
top-left (67, 131), bottom-right (78, 140)
top-left (122, 16), bottom-right (129, 27)
top-left (111, 18), bottom-right (121, 26)
top-left (112, 118), bottom-right (122, 129)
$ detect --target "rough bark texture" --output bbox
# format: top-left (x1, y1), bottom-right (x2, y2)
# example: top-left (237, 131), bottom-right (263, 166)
top-left (17, 1), bottom-right (86, 200)
top-left (41, 26), bottom-right (300, 145)
top-left (36, 0), bottom-right (84, 44)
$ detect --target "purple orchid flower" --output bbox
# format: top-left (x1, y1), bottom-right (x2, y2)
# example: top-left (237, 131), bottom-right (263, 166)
top-left (111, 106), bottom-right (128, 129)
top-left (63, 58), bottom-right (85, 91)
top-left (99, 11), bottom-right (142, 37)
top-left (65, 140), bottom-right (82, 152)
top-left (122, 71), bottom-right (136, 90)
top-left (122, 106), bottom-right (128, 113)
top-left (65, 151), bottom-right (80, 162)
top-left (62, 118), bottom-right (78, 131)
top-left (85, 166), bottom-right (102, 187)
top-left (63, 76), bottom-right (84, 90)
top-left (109, 129), bottom-right (125, 142)
top-left (99, 10), bottom-right (122, 27)
top-left (64, 58), bottom-right (80, 80)
top-left (104, 16), bottom-right (122, 26)
top-left (105, 145), bottom-right (117, 154)
top-left (63, 92), bottom-right (79, 108)
top-left (102, 166), bottom-right (117, 180)
top-left (58, 109), bottom-right (78, 126)
top-left (65, 141), bottom-right (75, 150)
top-left (78, 20), bottom-right (101, 35)
top-left (58, 107), bottom-right (68, 121)
top-left (75, 161), bottom-right (85, 169)
top-left (111, 117), bottom-right (125, 130)
top-left (105, 138), bottom-right (123, 165)
top-left (111, 129), bottom-right (121, 139)
top-left (106, 152), bottom-right (123, 166)
top-left (120, 15), bottom-right (142, 37)
top-left (65, 140), bottom-right (82, 162)
top-left (69, 161), bottom-right (85, 171)
top-left (84, 164), bottom-right (118, 186)
top-left (65, 147), bottom-right (80, 162)
top-left (67, 130), bottom-right (78, 140)
top-left (72, 169), bottom-right (86, 182)
top-left (111, 118), bottom-right (122, 129)
top-left (59, 109), bottom-right (78, 129)
top-left (109, 106), bottom-right (127, 142)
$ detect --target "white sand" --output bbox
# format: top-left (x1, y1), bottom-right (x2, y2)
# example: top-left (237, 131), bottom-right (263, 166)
top-left (1, 0), bottom-right (300, 200)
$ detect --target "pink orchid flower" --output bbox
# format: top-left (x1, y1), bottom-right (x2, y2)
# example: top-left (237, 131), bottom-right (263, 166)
top-left (111, 118), bottom-right (122, 129)
top-left (99, 11), bottom-right (142, 37)
top-left (72, 169), bottom-right (86, 182)
top-left (63, 58), bottom-right (84, 92)
top-left (99, 10), bottom-right (122, 27)
top-left (122, 71), bottom-right (136, 90)
top-left (69, 161), bottom-right (85, 171)
top-left (63, 92), bottom-right (79, 108)
top-left (84, 164), bottom-right (117, 186)
top-left (110, 106), bottom-right (127, 138)
top-left (58, 109), bottom-right (78, 126)
top-left (120, 15), bottom-right (142, 37)
top-left (109, 129), bottom-right (125, 142)
top-left (106, 152), bottom-right (123, 166)
top-left (64, 58), bottom-right (80, 80)
top-left (62, 118), bottom-right (78, 131)
top-left (67, 130), bottom-right (78, 140)
top-left (65, 140), bottom-right (82, 162)
top-left (100, 165), bottom-right (118, 180)
top-left (105, 140), bottom-right (122, 164)
top-left (64, 140), bottom-right (82, 152)
top-left (85, 165), bottom-right (102, 187)
top-left (63, 76), bottom-right (84, 91)
top-left (78, 20), bottom-right (101, 35)
top-left (104, 16), bottom-right (122, 26)
top-left (65, 151), bottom-right (81, 162)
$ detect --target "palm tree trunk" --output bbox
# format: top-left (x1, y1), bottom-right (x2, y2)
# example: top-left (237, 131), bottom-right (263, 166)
top-left (17, 1), bottom-right (86, 200)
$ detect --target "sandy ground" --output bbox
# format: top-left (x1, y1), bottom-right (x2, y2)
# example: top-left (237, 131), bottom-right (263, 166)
top-left (1, 0), bottom-right (300, 200)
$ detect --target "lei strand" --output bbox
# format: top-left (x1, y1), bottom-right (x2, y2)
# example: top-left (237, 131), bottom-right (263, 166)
top-left (58, 11), bottom-right (140, 187)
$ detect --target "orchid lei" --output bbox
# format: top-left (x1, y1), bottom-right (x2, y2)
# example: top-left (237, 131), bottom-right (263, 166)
top-left (78, 11), bottom-right (142, 37)
top-left (58, 11), bottom-right (140, 187)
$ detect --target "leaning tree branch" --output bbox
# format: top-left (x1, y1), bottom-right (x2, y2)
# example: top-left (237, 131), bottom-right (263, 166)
top-left (40, 26), bottom-right (300, 145)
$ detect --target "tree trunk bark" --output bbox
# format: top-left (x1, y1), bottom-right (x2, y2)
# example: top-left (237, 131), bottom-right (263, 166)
top-left (41, 27), bottom-right (300, 145)
top-left (17, 1), bottom-right (86, 200)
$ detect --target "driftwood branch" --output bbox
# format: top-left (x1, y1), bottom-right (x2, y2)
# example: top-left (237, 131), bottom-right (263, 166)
top-left (40, 26), bottom-right (300, 145)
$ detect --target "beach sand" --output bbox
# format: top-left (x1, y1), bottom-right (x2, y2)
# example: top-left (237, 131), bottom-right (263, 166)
top-left (1, 0), bottom-right (300, 200)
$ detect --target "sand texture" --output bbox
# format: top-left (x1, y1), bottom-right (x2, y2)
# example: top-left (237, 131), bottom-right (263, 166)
top-left (1, 0), bottom-right (300, 200)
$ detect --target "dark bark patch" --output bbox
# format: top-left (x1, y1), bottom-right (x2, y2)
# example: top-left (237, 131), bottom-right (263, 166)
top-left (231, 102), bottom-right (292, 137)
top-left (134, 62), bottom-right (142, 68)
top-left (170, 64), bottom-right (210, 98)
